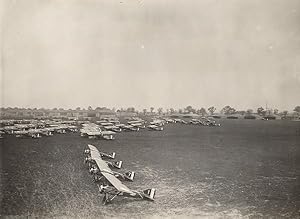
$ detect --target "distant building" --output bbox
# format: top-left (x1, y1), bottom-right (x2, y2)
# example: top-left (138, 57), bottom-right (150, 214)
top-left (116, 111), bottom-right (138, 117)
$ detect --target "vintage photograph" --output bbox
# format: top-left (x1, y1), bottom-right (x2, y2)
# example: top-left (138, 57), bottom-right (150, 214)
top-left (1, 0), bottom-right (300, 218)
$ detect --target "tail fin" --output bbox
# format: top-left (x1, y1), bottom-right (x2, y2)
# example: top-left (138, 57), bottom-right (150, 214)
top-left (113, 161), bottom-right (122, 169)
top-left (143, 188), bottom-right (156, 200)
top-left (110, 152), bottom-right (116, 159)
top-left (124, 171), bottom-right (135, 181)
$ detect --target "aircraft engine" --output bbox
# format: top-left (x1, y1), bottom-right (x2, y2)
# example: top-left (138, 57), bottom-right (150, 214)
top-left (89, 166), bottom-right (98, 174)
top-left (84, 157), bottom-right (92, 164)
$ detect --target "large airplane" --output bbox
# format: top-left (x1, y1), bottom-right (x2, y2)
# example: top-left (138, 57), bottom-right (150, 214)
top-left (85, 145), bottom-right (135, 182)
top-left (84, 144), bottom-right (156, 205)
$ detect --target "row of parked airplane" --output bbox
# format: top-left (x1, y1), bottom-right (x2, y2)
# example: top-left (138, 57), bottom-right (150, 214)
top-left (80, 118), bottom-right (166, 140)
top-left (0, 119), bottom-right (78, 138)
top-left (188, 118), bottom-right (221, 126)
top-left (0, 116), bottom-right (220, 139)
top-left (84, 144), bottom-right (156, 205)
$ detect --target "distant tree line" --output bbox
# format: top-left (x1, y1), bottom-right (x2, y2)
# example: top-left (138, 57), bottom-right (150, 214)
top-left (1, 105), bottom-right (300, 117)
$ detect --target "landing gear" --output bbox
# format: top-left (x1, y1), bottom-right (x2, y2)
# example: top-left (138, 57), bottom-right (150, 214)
top-left (93, 175), bottom-right (103, 182)
top-left (102, 193), bottom-right (119, 205)
top-left (102, 193), bottom-right (110, 205)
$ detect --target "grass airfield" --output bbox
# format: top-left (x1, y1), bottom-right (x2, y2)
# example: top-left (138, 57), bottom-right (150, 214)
top-left (1, 120), bottom-right (299, 218)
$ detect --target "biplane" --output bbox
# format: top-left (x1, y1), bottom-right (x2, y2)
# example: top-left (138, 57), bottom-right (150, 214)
top-left (131, 122), bottom-right (146, 129)
top-left (101, 131), bottom-right (117, 140)
top-left (150, 119), bottom-right (165, 126)
top-left (86, 149), bottom-right (134, 182)
top-left (122, 125), bottom-right (140, 131)
top-left (103, 125), bottom-right (122, 133)
top-left (84, 144), bottom-right (156, 204)
top-left (147, 125), bottom-right (164, 131)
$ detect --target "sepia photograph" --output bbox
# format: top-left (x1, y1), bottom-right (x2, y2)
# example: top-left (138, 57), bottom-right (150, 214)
top-left (0, 0), bottom-right (300, 218)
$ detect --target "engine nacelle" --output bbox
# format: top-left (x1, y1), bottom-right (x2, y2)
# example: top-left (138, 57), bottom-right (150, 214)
top-left (84, 157), bottom-right (93, 164)
top-left (99, 184), bottom-right (110, 193)
top-left (93, 175), bottom-right (102, 182)
top-left (89, 166), bottom-right (99, 174)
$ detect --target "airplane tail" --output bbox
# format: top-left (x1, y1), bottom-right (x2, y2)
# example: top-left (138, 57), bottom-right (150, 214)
top-left (124, 171), bottom-right (135, 181)
top-left (109, 152), bottom-right (116, 159)
top-left (113, 161), bottom-right (123, 169)
top-left (142, 188), bottom-right (156, 201)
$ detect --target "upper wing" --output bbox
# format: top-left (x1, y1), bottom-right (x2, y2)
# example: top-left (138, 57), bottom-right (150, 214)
top-left (88, 145), bottom-right (133, 194)
top-left (102, 172), bottom-right (133, 194)
top-left (88, 144), bottom-right (99, 151)
top-left (88, 144), bottom-right (102, 159)
top-left (90, 150), bottom-right (101, 159)
top-left (94, 158), bottom-right (112, 173)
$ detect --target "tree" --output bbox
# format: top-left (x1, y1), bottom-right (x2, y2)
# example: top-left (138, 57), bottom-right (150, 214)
top-left (208, 106), bottom-right (216, 115)
top-left (294, 106), bottom-right (300, 114)
top-left (257, 107), bottom-right (265, 115)
top-left (221, 105), bottom-right (236, 115)
top-left (246, 109), bottom-right (253, 114)
top-left (127, 107), bottom-right (135, 113)
top-left (150, 107), bottom-right (154, 113)
top-left (184, 105), bottom-right (196, 114)
top-left (281, 110), bottom-right (288, 117)
top-left (143, 109), bottom-right (147, 115)
top-left (273, 109), bottom-right (279, 115)
top-left (170, 108), bottom-right (175, 114)
top-left (157, 108), bottom-right (163, 115)
top-left (199, 108), bottom-right (207, 116)
top-left (88, 106), bottom-right (93, 111)
top-left (178, 109), bottom-right (183, 114)
top-left (76, 107), bottom-right (81, 111)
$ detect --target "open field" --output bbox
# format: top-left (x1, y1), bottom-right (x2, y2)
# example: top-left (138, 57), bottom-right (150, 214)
top-left (1, 120), bottom-right (300, 218)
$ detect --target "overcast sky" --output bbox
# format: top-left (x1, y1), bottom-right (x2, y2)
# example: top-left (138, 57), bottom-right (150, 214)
top-left (1, 0), bottom-right (300, 111)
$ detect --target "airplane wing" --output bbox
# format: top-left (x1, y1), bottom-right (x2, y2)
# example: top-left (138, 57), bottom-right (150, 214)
top-left (90, 150), bottom-right (101, 159)
top-left (102, 171), bottom-right (133, 194)
top-left (94, 158), bottom-right (112, 173)
top-left (88, 144), bottom-right (98, 151)
top-left (87, 145), bottom-right (132, 193)
top-left (87, 145), bottom-right (102, 159)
